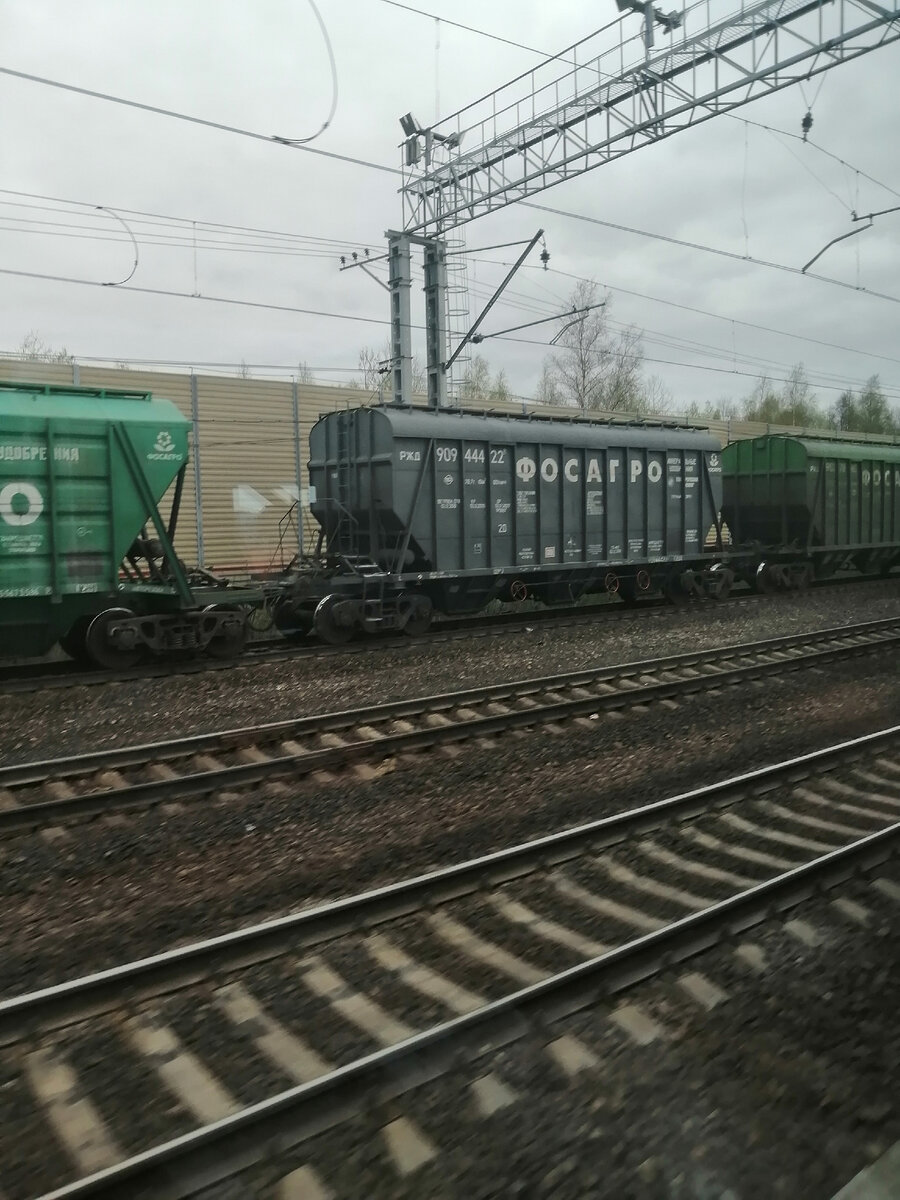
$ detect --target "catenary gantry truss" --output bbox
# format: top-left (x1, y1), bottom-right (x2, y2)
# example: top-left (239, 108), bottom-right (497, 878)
top-left (400, 0), bottom-right (900, 234)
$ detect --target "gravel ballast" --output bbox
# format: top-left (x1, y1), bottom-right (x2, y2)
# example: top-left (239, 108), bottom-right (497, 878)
top-left (1, 650), bottom-right (897, 996)
top-left (207, 872), bottom-right (900, 1200)
top-left (0, 583), bottom-right (897, 765)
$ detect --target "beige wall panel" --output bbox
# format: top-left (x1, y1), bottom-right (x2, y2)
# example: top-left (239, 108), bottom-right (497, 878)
top-left (0, 360), bottom-right (77, 387)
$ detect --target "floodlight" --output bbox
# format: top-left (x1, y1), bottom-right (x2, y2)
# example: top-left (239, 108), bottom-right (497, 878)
top-left (399, 113), bottom-right (421, 137)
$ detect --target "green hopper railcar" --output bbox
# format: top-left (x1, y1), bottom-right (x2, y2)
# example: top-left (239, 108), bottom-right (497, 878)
top-left (721, 435), bottom-right (900, 589)
top-left (0, 381), bottom-right (261, 668)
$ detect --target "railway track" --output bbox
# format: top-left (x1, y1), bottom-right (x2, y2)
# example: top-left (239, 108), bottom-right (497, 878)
top-left (1, 573), bottom-right (894, 695)
top-left (1, 617), bottom-right (899, 837)
top-left (1, 728), bottom-right (898, 1199)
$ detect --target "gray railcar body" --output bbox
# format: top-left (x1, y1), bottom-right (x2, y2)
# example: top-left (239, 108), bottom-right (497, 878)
top-left (297, 407), bottom-right (724, 633)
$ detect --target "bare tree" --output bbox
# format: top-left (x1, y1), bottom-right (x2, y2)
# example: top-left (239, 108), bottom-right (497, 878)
top-left (534, 362), bottom-right (563, 406)
top-left (546, 281), bottom-right (647, 413)
top-left (18, 331), bottom-right (74, 363)
top-left (351, 343), bottom-right (426, 395)
top-left (490, 369), bottom-right (512, 404)
top-left (458, 354), bottom-right (492, 402)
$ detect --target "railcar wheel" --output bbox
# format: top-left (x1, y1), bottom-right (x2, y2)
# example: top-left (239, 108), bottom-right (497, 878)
top-left (85, 608), bottom-right (142, 671)
top-left (707, 563), bottom-right (733, 601)
top-left (273, 599), bottom-right (315, 641)
top-left (204, 605), bottom-right (248, 659)
top-left (398, 594), bottom-right (433, 637)
top-left (662, 570), bottom-right (689, 607)
top-left (794, 562), bottom-right (814, 591)
top-left (58, 616), bottom-right (93, 664)
top-left (752, 562), bottom-right (775, 594)
top-left (314, 594), bottom-right (355, 645)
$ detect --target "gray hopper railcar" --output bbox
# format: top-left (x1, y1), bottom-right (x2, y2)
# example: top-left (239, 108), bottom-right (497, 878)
top-left (275, 406), bottom-right (727, 643)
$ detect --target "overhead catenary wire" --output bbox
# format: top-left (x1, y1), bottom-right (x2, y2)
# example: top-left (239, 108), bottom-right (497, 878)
top-left (0, 65), bottom-right (393, 175)
top-left (273, 0), bottom-right (340, 146)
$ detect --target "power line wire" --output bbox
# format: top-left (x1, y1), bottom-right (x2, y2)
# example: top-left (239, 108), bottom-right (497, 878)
top-left (378, 0), bottom-right (564, 59)
top-left (522, 199), bottom-right (900, 307)
top-left (525, 263), bottom-right (900, 370)
top-left (0, 65), bottom-right (397, 175)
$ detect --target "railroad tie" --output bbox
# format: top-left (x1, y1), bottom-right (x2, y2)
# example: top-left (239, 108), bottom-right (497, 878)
top-left (275, 1164), bottom-right (334, 1200)
top-left (424, 912), bottom-right (545, 985)
top-left (682, 827), bottom-right (797, 872)
top-left (717, 811), bottom-right (834, 854)
top-left (817, 776), bottom-right (900, 809)
top-left (848, 769), bottom-right (900, 801)
top-left (734, 943), bottom-right (768, 972)
top-left (280, 740), bottom-right (309, 757)
top-left (783, 919), bottom-right (825, 948)
top-left (487, 892), bottom-right (609, 957)
top-left (300, 957), bottom-right (416, 1046)
top-left (757, 799), bottom-right (872, 839)
top-left (677, 971), bottom-right (728, 1010)
top-left (550, 871), bottom-right (664, 932)
top-left (126, 1014), bottom-right (239, 1124)
top-left (792, 786), bottom-right (900, 823)
top-left (364, 932), bottom-right (485, 1014)
top-left (381, 1116), bottom-right (438, 1177)
top-left (830, 897), bottom-right (870, 926)
top-left (470, 1073), bottom-right (518, 1116)
top-left (214, 982), bottom-right (331, 1083)
top-left (236, 746), bottom-right (271, 764)
top-left (593, 854), bottom-right (715, 910)
top-left (546, 1035), bottom-right (599, 1076)
top-left (635, 840), bottom-right (756, 889)
top-left (871, 877), bottom-right (900, 903)
top-left (24, 1046), bottom-right (123, 1175)
top-left (610, 1004), bottom-right (665, 1045)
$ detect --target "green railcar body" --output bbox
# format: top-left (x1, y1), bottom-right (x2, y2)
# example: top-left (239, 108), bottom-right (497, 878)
top-left (0, 381), bottom-right (258, 661)
top-left (721, 435), bottom-right (900, 575)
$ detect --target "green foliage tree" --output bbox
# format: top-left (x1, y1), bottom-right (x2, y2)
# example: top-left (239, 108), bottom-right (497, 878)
top-left (458, 354), bottom-right (514, 404)
top-left (829, 375), bottom-right (897, 434)
top-left (742, 365), bottom-right (824, 427)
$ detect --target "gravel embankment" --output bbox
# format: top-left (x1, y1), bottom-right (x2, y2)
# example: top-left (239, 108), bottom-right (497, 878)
top-left (2, 650), bottom-right (897, 995)
top-left (0, 581), bottom-right (898, 766)
top-left (243, 872), bottom-right (899, 1200)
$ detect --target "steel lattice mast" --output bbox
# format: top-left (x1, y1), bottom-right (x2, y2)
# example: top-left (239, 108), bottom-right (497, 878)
top-left (400, 0), bottom-right (900, 235)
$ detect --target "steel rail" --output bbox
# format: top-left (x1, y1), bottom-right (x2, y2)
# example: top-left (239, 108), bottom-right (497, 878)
top-left (0, 620), bottom-right (897, 839)
top-left (4, 615), bottom-right (898, 787)
top-left (2, 574), bottom-right (893, 695)
top-left (1, 619), bottom-right (897, 835)
top-left (2, 724), bottom-right (897, 1047)
top-left (34, 813), bottom-right (900, 1200)
top-left (0, 597), bottom-right (663, 693)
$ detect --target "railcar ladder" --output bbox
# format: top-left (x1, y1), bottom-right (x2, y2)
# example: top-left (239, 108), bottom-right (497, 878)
top-left (333, 411), bottom-right (357, 557)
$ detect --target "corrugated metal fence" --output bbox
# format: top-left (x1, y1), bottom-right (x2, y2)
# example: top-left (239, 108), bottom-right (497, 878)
top-left (2, 358), bottom-right (896, 573)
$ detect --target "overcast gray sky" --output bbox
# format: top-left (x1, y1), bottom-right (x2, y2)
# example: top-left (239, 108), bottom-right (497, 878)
top-left (2, 0), bottom-right (899, 414)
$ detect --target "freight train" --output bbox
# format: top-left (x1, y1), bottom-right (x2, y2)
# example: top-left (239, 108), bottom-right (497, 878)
top-left (1, 382), bottom-right (897, 666)
top-left (272, 404), bottom-right (900, 642)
